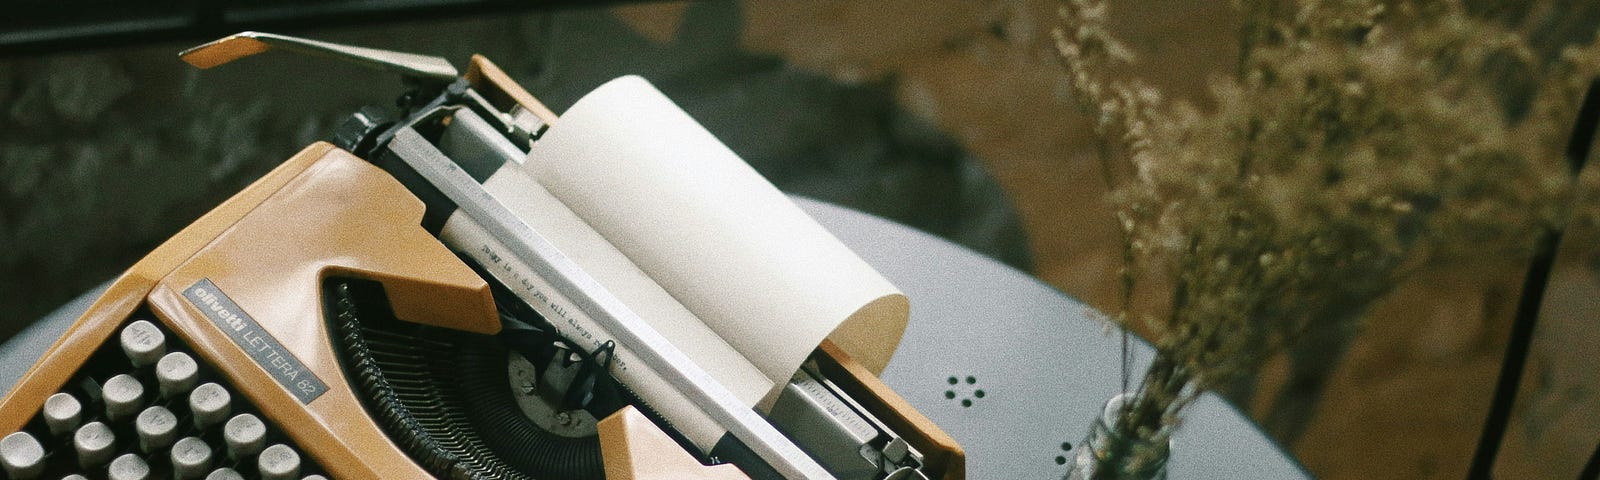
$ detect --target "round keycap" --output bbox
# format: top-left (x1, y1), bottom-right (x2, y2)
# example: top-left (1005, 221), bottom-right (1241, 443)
top-left (103, 374), bottom-right (145, 421)
top-left (257, 444), bottom-right (301, 480)
top-left (0, 431), bottom-right (45, 479)
top-left (189, 383), bottom-right (231, 429)
top-left (74, 421), bottom-right (116, 468)
top-left (120, 320), bottom-right (166, 367)
top-left (205, 468), bottom-right (244, 480)
top-left (109, 453), bottom-right (151, 480)
top-left (223, 414), bottom-right (266, 460)
top-left (170, 437), bottom-right (213, 479)
top-left (43, 392), bottom-right (83, 436)
top-left (157, 352), bottom-right (200, 398)
top-left (136, 405), bottom-right (178, 452)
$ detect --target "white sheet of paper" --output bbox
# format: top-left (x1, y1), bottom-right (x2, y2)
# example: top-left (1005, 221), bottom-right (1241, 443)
top-left (523, 76), bottom-right (910, 388)
top-left (474, 168), bottom-right (774, 407)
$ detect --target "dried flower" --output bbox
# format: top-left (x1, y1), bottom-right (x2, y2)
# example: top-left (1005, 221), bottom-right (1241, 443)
top-left (1055, 0), bottom-right (1588, 459)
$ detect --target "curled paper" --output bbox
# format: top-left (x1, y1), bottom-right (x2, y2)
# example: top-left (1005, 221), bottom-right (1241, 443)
top-left (523, 76), bottom-right (910, 391)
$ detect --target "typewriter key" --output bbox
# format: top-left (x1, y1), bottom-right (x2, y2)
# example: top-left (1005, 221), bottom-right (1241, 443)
top-left (43, 392), bottom-right (83, 436)
top-left (136, 405), bottom-right (178, 452)
top-left (108, 452), bottom-right (151, 480)
top-left (0, 431), bottom-right (45, 479)
top-left (156, 352), bottom-right (200, 398)
top-left (73, 421), bottom-right (116, 469)
top-left (171, 436), bottom-right (213, 478)
top-left (205, 467), bottom-right (245, 480)
top-left (223, 413), bottom-right (266, 460)
top-left (189, 383), bottom-right (231, 429)
top-left (103, 374), bottom-right (145, 421)
top-left (120, 320), bottom-right (167, 367)
top-left (257, 444), bottom-right (301, 480)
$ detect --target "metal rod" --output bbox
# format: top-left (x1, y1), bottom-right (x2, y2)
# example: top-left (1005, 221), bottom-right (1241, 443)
top-left (1466, 78), bottom-right (1600, 480)
top-left (384, 127), bottom-right (835, 480)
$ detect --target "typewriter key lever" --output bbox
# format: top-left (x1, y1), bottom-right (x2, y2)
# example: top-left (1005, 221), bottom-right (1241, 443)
top-left (179, 31), bottom-right (458, 83)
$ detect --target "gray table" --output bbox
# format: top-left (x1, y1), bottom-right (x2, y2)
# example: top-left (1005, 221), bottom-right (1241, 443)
top-left (0, 199), bottom-right (1310, 479)
top-left (797, 199), bottom-right (1309, 479)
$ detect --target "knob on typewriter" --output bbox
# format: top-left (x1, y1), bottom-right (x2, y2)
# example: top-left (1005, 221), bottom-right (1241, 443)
top-left (42, 392), bottom-right (82, 436)
top-left (135, 405), bottom-right (179, 452)
top-left (102, 374), bottom-right (145, 421)
top-left (0, 431), bottom-right (45, 479)
top-left (188, 383), bottom-right (231, 429)
top-left (108, 452), bottom-right (151, 480)
top-left (156, 351), bottom-right (199, 398)
top-left (170, 436), bottom-right (214, 479)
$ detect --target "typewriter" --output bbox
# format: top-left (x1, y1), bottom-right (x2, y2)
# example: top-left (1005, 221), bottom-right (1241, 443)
top-left (0, 33), bottom-right (963, 480)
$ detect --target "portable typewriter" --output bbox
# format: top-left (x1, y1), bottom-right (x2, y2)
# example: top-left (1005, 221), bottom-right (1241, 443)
top-left (0, 33), bottom-right (963, 480)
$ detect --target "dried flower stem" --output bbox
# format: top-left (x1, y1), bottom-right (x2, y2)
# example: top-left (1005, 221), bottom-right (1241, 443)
top-left (1055, 0), bottom-right (1587, 459)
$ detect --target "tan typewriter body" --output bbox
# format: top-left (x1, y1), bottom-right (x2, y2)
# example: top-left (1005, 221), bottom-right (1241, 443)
top-left (0, 48), bottom-right (962, 480)
top-left (0, 145), bottom-right (490, 478)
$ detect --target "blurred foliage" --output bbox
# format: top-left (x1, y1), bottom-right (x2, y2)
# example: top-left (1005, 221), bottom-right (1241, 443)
top-left (1055, 0), bottom-right (1598, 456)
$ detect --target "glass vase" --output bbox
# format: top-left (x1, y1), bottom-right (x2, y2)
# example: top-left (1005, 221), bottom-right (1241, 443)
top-left (1064, 394), bottom-right (1170, 480)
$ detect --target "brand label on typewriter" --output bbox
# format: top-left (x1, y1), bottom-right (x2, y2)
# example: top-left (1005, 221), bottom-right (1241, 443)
top-left (184, 278), bottom-right (329, 404)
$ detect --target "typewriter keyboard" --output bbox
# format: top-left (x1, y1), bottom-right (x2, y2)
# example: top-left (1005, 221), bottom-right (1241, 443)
top-left (1, 314), bottom-right (326, 480)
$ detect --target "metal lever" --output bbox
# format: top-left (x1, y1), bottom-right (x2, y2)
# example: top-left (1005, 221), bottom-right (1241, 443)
top-left (179, 31), bottom-right (458, 83)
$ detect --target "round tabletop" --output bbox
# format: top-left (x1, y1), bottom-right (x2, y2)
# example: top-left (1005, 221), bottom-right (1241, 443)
top-left (794, 197), bottom-right (1310, 479)
top-left (0, 198), bottom-right (1310, 479)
